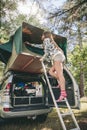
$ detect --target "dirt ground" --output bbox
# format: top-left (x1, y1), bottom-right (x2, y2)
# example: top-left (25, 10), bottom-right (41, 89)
top-left (0, 102), bottom-right (87, 130)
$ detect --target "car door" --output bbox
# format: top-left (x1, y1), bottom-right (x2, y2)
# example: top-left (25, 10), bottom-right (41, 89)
top-left (47, 65), bottom-right (80, 109)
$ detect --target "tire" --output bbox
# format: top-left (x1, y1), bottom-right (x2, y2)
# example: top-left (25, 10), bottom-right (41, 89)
top-left (36, 114), bottom-right (48, 123)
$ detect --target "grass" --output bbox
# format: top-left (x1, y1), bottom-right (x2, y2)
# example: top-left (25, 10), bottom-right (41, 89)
top-left (0, 102), bottom-right (87, 130)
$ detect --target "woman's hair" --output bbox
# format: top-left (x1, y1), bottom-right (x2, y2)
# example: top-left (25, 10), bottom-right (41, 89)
top-left (42, 31), bottom-right (59, 48)
top-left (42, 31), bottom-right (60, 49)
top-left (42, 31), bottom-right (54, 42)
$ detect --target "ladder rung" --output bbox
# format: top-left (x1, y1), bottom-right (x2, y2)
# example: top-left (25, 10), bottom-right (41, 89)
top-left (52, 87), bottom-right (58, 88)
top-left (70, 128), bottom-right (80, 130)
top-left (56, 99), bottom-right (66, 102)
top-left (61, 112), bottom-right (72, 117)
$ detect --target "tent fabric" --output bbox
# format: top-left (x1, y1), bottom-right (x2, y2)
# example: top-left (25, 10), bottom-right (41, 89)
top-left (58, 38), bottom-right (67, 60)
top-left (25, 39), bottom-right (67, 58)
top-left (0, 49), bottom-right (11, 64)
top-left (22, 22), bottom-right (67, 58)
top-left (0, 22), bottom-right (67, 65)
top-left (13, 26), bottom-right (22, 54)
top-left (0, 38), bottom-right (13, 64)
top-left (0, 38), bottom-right (13, 53)
top-left (25, 44), bottom-right (44, 56)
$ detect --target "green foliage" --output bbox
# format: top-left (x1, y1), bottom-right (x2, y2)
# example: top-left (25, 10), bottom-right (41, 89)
top-left (0, 62), bottom-right (5, 78)
top-left (68, 44), bottom-right (87, 95)
top-left (0, 27), bottom-right (9, 43)
top-left (1, 0), bottom-right (18, 16)
top-left (0, 0), bottom-right (43, 43)
top-left (0, 0), bottom-right (19, 42)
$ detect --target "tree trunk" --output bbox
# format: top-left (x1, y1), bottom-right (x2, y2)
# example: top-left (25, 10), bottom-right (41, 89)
top-left (79, 62), bottom-right (85, 97)
top-left (78, 23), bottom-right (84, 97)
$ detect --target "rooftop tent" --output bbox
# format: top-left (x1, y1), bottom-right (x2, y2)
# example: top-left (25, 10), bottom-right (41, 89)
top-left (14, 22), bottom-right (67, 57)
top-left (22, 23), bottom-right (67, 57)
top-left (0, 37), bottom-right (13, 64)
top-left (23, 22), bottom-right (67, 58)
top-left (3, 22), bottom-right (67, 73)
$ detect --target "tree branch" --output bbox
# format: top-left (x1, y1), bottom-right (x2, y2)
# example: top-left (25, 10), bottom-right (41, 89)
top-left (49, 0), bottom-right (86, 19)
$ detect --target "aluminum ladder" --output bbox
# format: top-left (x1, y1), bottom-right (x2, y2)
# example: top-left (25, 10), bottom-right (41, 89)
top-left (41, 60), bottom-right (80, 130)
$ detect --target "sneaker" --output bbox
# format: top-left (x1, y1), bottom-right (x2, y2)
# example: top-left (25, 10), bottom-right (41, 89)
top-left (56, 90), bottom-right (67, 102)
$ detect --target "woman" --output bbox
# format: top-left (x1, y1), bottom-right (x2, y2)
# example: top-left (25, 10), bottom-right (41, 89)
top-left (41, 31), bottom-right (67, 101)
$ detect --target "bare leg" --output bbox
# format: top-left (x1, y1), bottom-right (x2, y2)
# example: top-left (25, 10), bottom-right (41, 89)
top-left (54, 61), bottom-right (65, 90)
top-left (49, 66), bottom-right (60, 88)
top-left (54, 61), bottom-right (67, 101)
